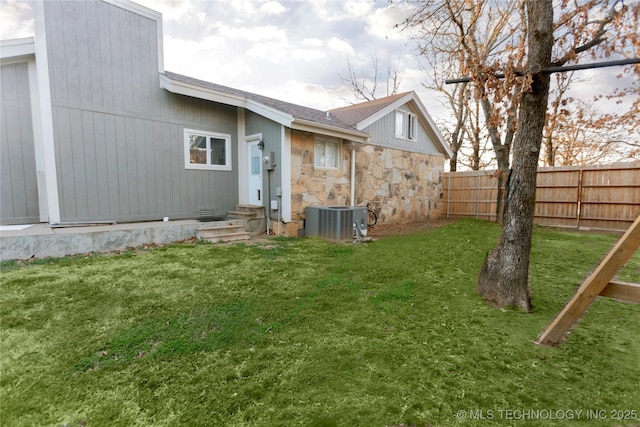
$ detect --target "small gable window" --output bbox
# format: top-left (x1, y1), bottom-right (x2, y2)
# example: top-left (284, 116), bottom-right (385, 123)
top-left (395, 110), bottom-right (417, 141)
top-left (184, 129), bottom-right (232, 171)
top-left (314, 137), bottom-right (340, 169)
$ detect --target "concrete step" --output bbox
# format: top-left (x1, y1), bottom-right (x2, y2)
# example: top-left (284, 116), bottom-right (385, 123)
top-left (196, 224), bottom-right (246, 239)
top-left (198, 219), bottom-right (247, 227)
top-left (227, 210), bottom-right (259, 219)
top-left (200, 231), bottom-right (251, 243)
top-left (235, 204), bottom-right (265, 214)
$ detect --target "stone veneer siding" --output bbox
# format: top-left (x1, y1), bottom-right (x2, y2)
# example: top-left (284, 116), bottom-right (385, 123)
top-left (284, 131), bottom-right (352, 236)
top-left (281, 131), bottom-right (445, 237)
top-left (355, 145), bottom-right (445, 224)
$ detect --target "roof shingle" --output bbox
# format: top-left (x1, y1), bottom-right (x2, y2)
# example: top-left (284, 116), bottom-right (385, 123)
top-left (163, 71), bottom-right (357, 132)
top-left (329, 92), bottom-right (411, 127)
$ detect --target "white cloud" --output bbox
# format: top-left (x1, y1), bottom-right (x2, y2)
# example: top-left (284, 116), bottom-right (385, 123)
top-left (230, 0), bottom-right (257, 15)
top-left (135, 0), bottom-right (194, 22)
top-left (215, 24), bottom-right (288, 43)
top-left (292, 49), bottom-right (326, 61)
top-left (302, 38), bottom-right (323, 48)
top-left (310, 0), bottom-right (375, 22)
top-left (343, 1), bottom-right (375, 19)
top-left (0, 0), bottom-right (34, 39)
top-left (246, 40), bottom-right (289, 62)
top-left (327, 37), bottom-right (354, 55)
top-left (276, 80), bottom-right (343, 110)
top-left (365, 3), bottom-right (413, 40)
top-left (260, 1), bottom-right (287, 16)
top-left (308, 0), bottom-right (342, 22)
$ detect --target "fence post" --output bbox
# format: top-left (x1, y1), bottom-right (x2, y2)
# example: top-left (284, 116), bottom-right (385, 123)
top-left (446, 174), bottom-right (451, 219)
top-left (476, 172), bottom-right (481, 219)
top-left (576, 168), bottom-right (583, 229)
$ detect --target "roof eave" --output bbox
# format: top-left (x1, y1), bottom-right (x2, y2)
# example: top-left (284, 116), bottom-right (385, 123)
top-left (292, 118), bottom-right (369, 143)
top-left (409, 95), bottom-right (454, 159)
top-left (355, 93), bottom-right (414, 130)
top-left (160, 73), bottom-right (245, 106)
top-left (159, 73), bottom-right (293, 127)
top-left (0, 37), bottom-right (35, 63)
top-left (355, 92), bottom-right (453, 159)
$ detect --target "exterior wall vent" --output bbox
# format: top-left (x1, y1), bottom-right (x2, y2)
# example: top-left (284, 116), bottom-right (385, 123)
top-left (305, 206), bottom-right (367, 240)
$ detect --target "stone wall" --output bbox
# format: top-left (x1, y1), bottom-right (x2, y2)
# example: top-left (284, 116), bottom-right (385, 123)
top-left (286, 131), bottom-right (352, 236)
top-left (282, 131), bottom-right (445, 236)
top-left (355, 145), bottom-right (445, 224)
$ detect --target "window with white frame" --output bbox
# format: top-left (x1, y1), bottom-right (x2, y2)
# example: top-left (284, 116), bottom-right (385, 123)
top-left (314, 137), bottom-right (340, 168)
top-left (184, 129), bottom-right (232, 171)
top-left (395, 110), bottom-right (417, 141)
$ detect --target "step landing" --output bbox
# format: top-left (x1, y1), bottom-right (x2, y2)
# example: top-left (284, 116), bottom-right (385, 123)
top-left (196, 220), bottom-right (251, 243)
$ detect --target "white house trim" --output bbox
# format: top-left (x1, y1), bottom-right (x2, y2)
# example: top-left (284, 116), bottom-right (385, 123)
top-left (237, 109), bottom-right (248, 205)
top-left (0, 37), bottom-right (35, 62)
top-left (160, 73), bottom-right (371, 144)
top-left (291, 119), bottom-right (369, 144)
top-left (33, 2), bottom-right (61, 224)
top-left (410, 95), bottom-right (453, 158)
top-left (160, 74), bottom-right (295, 128)
top-left (28, 58), bottom-right (49, 222)
top-left (281, 126), bottom-right (292, 222)
top-left (356, 92), bottom-right (453, 158)
top-left (245, 99), bottom-right (294, 128)
top-left (356, 93), bottom-right (414, 130)
top-left (159, 74), bottom-right (246, 108)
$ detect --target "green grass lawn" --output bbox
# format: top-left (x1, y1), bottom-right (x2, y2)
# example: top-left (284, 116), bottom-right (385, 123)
top-left (1, 219), bottom-right (639, 427)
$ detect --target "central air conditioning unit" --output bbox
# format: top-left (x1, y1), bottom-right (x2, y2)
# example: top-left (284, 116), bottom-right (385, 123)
top-left (305, 206), bottom-right (367, 240)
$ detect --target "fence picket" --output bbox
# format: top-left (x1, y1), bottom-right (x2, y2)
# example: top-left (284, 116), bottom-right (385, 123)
top-left (443, 163), bottom-right (640, 232)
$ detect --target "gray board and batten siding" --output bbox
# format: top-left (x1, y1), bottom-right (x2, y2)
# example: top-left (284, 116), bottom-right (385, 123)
top-left (43, 0), bottom-right (239, 223)
top-left (362, 103), bottom-right (444, 156)
top-left (1, 62), bottom-right (40, 225)
top-left (245, 110), bottom-right (283, 215)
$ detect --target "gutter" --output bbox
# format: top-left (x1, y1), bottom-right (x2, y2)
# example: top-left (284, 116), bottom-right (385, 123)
top-left (291, 118), bottom-right (369, 144)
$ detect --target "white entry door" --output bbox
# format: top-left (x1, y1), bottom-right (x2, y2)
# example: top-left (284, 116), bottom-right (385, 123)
top-left (248, 138), bottom-right (263, 205)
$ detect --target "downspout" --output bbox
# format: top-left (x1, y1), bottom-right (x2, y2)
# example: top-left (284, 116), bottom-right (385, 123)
top-left (350, 146), bottom-right (356, 207)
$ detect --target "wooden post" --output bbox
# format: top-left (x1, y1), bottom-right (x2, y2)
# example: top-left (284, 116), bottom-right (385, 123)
top-left (576, 168), bottom-right (583, 229)
top-left (446, 174), bottom-right (451, 219)
top-left (536, 214), bottom-right (640, 346)
top-left (476, 172), bottom-right (481, 220)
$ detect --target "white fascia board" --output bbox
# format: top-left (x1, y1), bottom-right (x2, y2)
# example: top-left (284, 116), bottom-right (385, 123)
top-left (291, 119), bottom-right (369, 144)
top-left (409, 95), bottom-right (454, 159)
top-left (357, 91), bottom-right (453, 159)
top-left (356, 93), bottom-right (414, 130)
top-left (103, 0), bottom-right (162, 20)
top-left (160, 74), bottom-right (246, 108)
top-left (245, 99), bottom-right (293, 128)
top-left (160, 74), bottom-right (294, 127)
top-left (0, 37), bottom-right (35, 62)
top-left (103, 0), bottom-right (164, 72)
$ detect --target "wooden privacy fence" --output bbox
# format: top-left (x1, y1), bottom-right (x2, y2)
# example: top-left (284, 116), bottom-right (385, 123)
top-left (443, 162), bottom-right (640, 232)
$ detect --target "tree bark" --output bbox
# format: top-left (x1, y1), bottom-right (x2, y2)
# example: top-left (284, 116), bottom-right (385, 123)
top-left (477, 0), bottom-right (554, 311)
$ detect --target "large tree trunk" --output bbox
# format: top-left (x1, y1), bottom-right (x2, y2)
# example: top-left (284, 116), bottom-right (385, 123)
top-left (449, 152), bottom-right (458, 172)
top-left (494, 146), bottom-right (510, 224)
top-left (477, 0), bottom-right (554, 311)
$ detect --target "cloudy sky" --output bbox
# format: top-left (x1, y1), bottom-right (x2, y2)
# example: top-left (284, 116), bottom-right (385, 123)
top-left (1, 0), bottom-right (635, 127)
top-left (1, 0), bottom-right (432, 112)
